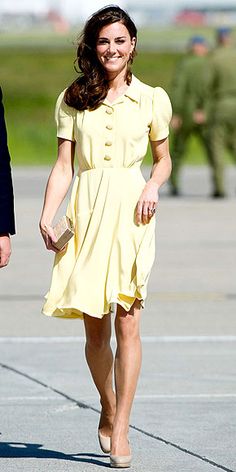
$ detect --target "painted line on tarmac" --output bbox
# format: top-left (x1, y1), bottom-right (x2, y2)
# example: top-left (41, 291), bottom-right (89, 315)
top-left (140, 335), bottom-right (236, 343)
top-left (0, 335), bottom-right (236, 343)
top-left (0, 361), bottom-right (234, 472)
top-left (1, 394), bottom-right (236, 402)
top-left (135, 393), bottom-right (236, 399)
top-left (0, 396), bottom-right (63, 401)
top-left (1, 292), bottom-right (235, 301)
top-left (130, 424), bottom-right (235, 472)
top-left (0, 361), bottom-right (99, 414)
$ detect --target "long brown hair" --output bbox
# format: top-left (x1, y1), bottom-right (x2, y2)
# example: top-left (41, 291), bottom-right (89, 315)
top-left (64, 5), bottom-right (137, 111)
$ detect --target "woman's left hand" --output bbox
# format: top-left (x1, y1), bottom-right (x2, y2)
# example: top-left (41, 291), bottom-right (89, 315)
top-left (135, 180), bottom-right (159, 225)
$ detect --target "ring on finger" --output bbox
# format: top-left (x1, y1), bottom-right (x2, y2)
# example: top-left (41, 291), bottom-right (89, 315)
top-left (148, 208), bottom-right (156, 215)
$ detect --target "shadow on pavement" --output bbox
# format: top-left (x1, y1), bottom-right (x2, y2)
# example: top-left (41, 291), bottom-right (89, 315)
top-left (0, 441), bottom-right (110, 467)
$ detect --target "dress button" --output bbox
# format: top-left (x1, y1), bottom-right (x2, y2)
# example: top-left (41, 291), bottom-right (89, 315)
top-left (106, 124), bottom-right (113, 130)
top-left (105, 141), bottom-right (112, 146)
top-left (104, 156), bottom-right (111, 161)
top-left (106, 108), bottom-right (113, 115)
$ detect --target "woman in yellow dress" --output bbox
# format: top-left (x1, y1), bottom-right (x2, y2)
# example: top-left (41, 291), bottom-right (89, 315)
top-left (40, 5), bottom-right (172, 468)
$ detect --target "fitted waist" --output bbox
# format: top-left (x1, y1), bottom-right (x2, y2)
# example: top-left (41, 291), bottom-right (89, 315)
top-left (78, 166), bottom-right (143, 177)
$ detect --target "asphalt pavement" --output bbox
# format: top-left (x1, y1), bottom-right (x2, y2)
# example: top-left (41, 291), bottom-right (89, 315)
top-left (0, 165), bottom-right (236, 472)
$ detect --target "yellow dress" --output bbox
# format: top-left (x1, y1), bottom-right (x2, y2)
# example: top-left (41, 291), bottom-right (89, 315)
top-left (42, 75), bottom-right (172, 320)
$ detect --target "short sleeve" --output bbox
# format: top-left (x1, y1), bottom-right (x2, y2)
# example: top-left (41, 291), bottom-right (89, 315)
top-left (149, 87), bottom-right (172, 141)
top-left (55, 89), bottom-right (76, 142)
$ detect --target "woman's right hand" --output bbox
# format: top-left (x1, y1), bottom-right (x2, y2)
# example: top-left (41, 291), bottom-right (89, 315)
top-left (39, 222), bottom-right (60, 253)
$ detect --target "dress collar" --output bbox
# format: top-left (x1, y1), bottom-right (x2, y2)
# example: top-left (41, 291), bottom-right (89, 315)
top-left (103, 74), bottom-right (141, 107)
top-left (124, 75), bottom-right (141, 103)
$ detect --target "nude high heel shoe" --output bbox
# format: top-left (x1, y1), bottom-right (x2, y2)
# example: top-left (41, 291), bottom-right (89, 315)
top-left (110, 440), bottom-right (132, 468)
top-left (110, 453), bottom-right (132, 468)
top-left (98, 430), bottom-right (111, 453)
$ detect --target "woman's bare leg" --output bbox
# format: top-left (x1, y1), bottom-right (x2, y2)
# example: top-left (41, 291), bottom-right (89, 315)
top-left (111, 300), bottom-right (142, 455)
top-left (83, 313), bottom-right (116, 437)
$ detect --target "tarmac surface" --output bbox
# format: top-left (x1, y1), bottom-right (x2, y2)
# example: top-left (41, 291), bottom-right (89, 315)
top-left (0, 165), bottom-right (236, 472)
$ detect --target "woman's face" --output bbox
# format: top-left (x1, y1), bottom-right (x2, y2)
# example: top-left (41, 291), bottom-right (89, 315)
top-left (96, 21), bottom-right (136, 77)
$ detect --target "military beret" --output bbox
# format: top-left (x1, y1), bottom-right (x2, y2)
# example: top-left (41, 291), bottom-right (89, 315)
top-left (189, 36), bottom-right (207, 45)
top-left (217, 27), bottom-right (232, 37)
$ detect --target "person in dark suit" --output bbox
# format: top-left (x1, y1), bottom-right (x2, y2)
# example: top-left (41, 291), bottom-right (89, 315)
top-left (0, 87), bottom-right (15, 268)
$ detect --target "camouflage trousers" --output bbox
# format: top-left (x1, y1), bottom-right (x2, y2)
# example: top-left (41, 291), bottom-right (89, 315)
top-left (170, 106), bottom-right (236, 196)
top-left (169, 124), bottom-right (215, 194)
top-left (206, 104), bottom-right (236, 195)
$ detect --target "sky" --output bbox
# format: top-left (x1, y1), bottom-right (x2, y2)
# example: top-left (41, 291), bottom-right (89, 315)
top-left (0, 0), bottom-right (232, 20)
top-left (73, 0), bottom-right (234, 21)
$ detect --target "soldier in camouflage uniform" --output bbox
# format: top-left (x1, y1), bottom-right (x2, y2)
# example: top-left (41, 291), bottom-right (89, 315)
top-left (206, 27), bottom-right (236, 197)
top-left (169, 36), bottom-right (211, 196)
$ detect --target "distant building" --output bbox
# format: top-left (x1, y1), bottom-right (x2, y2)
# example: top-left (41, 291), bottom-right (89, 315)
top-left (0, 12), bottom-right (43, 32)
top-left (0, 1), bottom-right (69, 33)
top-left (46, 10), bottom-right (69, 33)
top-left (175, 6), bottom-right (236, 27)
top-left (175, 10), bottom-right (205, 26)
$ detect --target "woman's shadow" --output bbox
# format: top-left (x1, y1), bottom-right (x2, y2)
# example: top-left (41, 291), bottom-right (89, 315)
top-left (0, 440), bottom-right (110, 467)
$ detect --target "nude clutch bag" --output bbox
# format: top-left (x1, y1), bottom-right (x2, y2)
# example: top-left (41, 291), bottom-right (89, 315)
top-left (53, 215), bottom-right (74, 250)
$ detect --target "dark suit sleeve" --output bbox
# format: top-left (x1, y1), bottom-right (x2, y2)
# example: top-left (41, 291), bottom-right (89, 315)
top-left (0, 87), bottom-right (16, 235)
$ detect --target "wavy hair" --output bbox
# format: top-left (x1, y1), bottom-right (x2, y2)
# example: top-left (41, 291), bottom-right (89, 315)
top-left (64, 5), bottom-right (137, 111)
